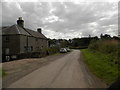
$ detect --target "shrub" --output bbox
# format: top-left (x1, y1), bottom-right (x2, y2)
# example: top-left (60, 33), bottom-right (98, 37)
top-left (89, 39), bottom-right (120, 65)
top-left (89, 40), bottom-right (119, 54)
top-left (41, 47), bottom-right (59, 56)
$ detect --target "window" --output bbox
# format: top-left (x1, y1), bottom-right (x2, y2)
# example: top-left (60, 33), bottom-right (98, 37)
top-left (28, 46), bottom-right (31, 52)
top-left (24, 46), bottom-right (33, 52)
top-left (31, 46), bottom-right (33, 51)
top-left (41, 46), bottom-right (43, 49)
top-left (4, 36), bottom-right (9, 42)
top-left (24, 46), bottom-right (27, 53)
top-left (5, 48), bottom-right (10, 55)
top-left (28, 46), bottom-right (33, 52)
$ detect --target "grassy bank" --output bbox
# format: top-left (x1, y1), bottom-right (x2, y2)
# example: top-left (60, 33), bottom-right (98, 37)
top-left (81, 49), bottom-right (119, 85)
top-left (0, 69), bottom-right (6, 77)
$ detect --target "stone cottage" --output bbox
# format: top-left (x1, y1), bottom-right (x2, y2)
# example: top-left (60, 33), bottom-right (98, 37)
top-left (2, 17), bottom-right (48, 61)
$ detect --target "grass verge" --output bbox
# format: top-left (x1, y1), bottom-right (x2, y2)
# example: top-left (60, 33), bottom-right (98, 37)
top-left (0, 69), bottom-right (6, 77)
top-left (81, 49), bottom-right (119, 85)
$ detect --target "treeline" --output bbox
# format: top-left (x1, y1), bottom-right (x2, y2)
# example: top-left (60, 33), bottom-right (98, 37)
top-left (46, 34), bottom-right (120, 60)
top-left (48, 34), bottom-right (120, 49)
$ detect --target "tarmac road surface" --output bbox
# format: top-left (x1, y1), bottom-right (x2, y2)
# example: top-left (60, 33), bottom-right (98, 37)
top-left (8, 50), bottom-right (107, 88)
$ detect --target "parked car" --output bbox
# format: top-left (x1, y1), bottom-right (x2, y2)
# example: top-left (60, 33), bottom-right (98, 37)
top-left (66, 48), bottom-right (70, 52)
top-left (60, 48), bottom-right (67, 53)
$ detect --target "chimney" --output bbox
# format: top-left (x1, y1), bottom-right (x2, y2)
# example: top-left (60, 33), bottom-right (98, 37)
top-left (37, 28), bottom-right (42, 33)
top-left (17, 17), bottom-right (24, 28)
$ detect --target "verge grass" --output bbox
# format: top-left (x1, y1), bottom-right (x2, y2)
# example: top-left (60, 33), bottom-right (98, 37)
top-left (81, 49), bottom-right (119, 85)
top-left (0, 69), bottom-right (6, 77)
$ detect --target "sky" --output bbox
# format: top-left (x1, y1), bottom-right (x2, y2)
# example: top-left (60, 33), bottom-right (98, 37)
top-left (1, 0), bottom-right (119, 39)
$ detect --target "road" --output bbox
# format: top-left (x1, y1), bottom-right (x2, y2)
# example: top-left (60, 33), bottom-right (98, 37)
top-left (8, 50), bottom-right (107, 88)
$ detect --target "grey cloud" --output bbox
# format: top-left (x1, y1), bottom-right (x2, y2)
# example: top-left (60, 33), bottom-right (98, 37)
top-left (2, 2), bottom-right (23, 26)
top-left (2, 1), bottom-right (118, 39)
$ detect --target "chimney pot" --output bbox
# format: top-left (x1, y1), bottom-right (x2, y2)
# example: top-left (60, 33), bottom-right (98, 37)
top-left (17, 17), bottom-right (24, 28)
top-left (37, 28), bottom-right (42, 33)
top-left (19, 17), bottom-right (22, 20)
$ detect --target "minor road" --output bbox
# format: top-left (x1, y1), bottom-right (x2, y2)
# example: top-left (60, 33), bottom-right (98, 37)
top-left (8, 50), bottom-right (107, 88)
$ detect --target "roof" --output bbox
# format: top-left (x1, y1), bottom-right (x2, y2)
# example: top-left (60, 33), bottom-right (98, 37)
top-left (2, 24), bottom-right (47, 39)
top-left (25, 28), bottom-right (47, 38)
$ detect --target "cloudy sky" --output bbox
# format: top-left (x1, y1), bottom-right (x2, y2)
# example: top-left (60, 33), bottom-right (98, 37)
top-left (1, 0), bottom-right (119, 39)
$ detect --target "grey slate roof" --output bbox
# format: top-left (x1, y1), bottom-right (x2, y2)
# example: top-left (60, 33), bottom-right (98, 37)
top-left (2, 24), bottom-right (47, 39)
top-left (25, 28), bottom-right (47, 39)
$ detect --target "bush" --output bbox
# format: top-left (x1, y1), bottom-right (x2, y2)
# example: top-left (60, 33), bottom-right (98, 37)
top-left (89, 39), bottom-right (120, 65)
top-left (89, 40), bottom-right (119, 54)
top-left (41, 47), bottom-right (59, 56)
top-left (89, 41), bottom-right (99, 50)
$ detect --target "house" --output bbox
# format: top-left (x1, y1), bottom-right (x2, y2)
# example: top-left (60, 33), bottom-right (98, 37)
top-left (2, 17), bottom-right (48, 61)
